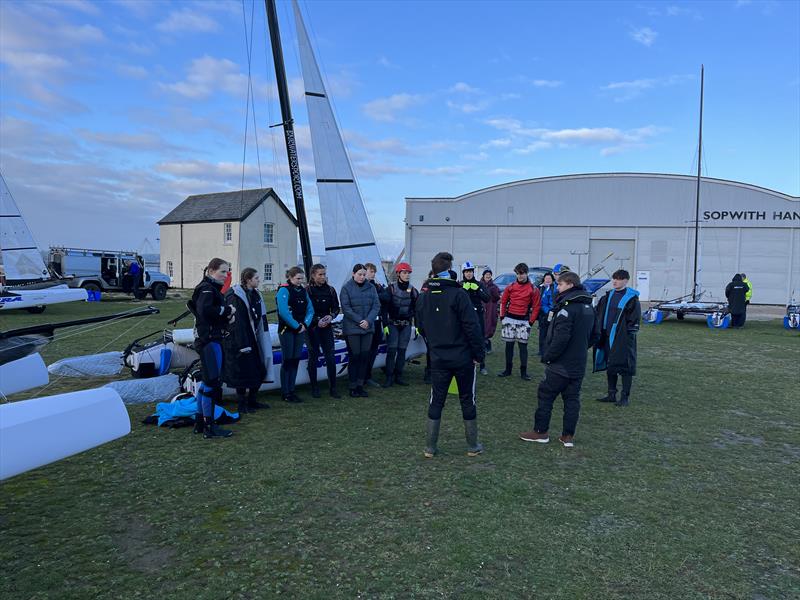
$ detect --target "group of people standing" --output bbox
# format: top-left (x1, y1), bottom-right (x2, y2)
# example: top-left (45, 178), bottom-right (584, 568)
top-left (188, 253), bottom-right (643, 452)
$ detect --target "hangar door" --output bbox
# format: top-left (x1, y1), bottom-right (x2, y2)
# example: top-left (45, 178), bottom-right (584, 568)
top-left (589, 239), bottom-right (634, 278)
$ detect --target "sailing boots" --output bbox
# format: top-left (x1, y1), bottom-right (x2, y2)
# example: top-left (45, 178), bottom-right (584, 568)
top-left (203, 417), bottom-right (233, 439)
top-left (464, 419), bottom-right (484, 456)
top-left (597, 390), bottom-right (617, 403)
top-left (237, 394), bottom-right (250, 415)
top-left (424, 418), bottom-right (441, 458)
top-left (520, 367), bottom-right (532, 381)
top-left (193, 413), bottom-right (204, 434)
top-left (615, 393), bottom-right (630, 407)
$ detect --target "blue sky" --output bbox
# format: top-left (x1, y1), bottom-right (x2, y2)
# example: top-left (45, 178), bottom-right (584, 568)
top-left (1, 0), bottom-right (798, 259)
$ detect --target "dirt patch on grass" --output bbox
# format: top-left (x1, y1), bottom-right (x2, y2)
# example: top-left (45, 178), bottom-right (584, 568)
top-left (115, 518), bottom-right (175, 573)
top-left (711, 429), bottom-right (765, 449)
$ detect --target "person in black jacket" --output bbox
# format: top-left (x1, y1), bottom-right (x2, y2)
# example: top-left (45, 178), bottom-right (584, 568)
top-left (593, 270), bottom-right (641, 407)
top-left (189, 258), bottom-right (236, 439)
top-left (725, 273), bottom-right (749, 328)
top-left (306, 264), bottom-right (341, 399)
top-left (381, 262), bottom-right (419, 388)
top-left (459, 261), bottom-right (491, 374)
top-left (416, 252), bottom-right (486, 458)
top-left (223, 268), bottom-right (272, 415)
top-left (519, 271), bottom-right (599, 448)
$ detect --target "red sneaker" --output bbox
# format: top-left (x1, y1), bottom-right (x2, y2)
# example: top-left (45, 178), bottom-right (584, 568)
top-left (519, 430), bottom-right (549, 443)
top-left (558, 435), bottom-right (574, 448)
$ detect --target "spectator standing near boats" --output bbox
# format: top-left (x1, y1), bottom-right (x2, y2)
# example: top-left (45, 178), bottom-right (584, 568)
top-left (381, 262), bottom-right (418, 388)
top-left (481, 269), bottom-right (501, 363)
top-left (340, 264), bottom-right (380, 398)
top-left (363, 262), bottom-right (385, 388)
top-left (498, 263), bottom-right (541, 381)
top-left (537, 272), bottom-right (556, 357)
top-left (306, 264), bottom-right (342, 399)
top-left (460, 261), bottom-right (490, 375)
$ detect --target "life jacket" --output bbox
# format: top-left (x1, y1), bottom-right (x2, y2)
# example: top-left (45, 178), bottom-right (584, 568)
top-left (307, 283), bottom-right (336, 318)
top-left (278, 283), bottom-right (309, 330)
top-left (387, 281), bottom-right (417, 321)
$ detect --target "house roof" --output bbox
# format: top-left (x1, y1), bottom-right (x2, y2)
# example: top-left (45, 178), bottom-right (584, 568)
top-left (158, 188), bottom-right (299, 226)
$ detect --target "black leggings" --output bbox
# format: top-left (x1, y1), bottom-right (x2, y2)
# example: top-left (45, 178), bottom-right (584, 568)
top-left (236, 387), bottom-right (259, 402)
top-left (505, 341), bottom-right (528, 371)
top-left (346, 334), bottom-right (372, 389)
top-left (607, 372), bottom-right (633, 396)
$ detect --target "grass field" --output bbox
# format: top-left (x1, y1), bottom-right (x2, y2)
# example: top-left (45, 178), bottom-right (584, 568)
top-left (1, 296), bottom-right (798, 599)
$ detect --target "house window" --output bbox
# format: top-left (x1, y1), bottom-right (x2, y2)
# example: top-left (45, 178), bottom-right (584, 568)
top-left (263, 263), bottom-right (273, 282)
top-left (263, 222), bottom-right (275, 245)
top-left (223, 222), bottom-right (233, 245)
top-left (166, 261), bottom-right (174, 278)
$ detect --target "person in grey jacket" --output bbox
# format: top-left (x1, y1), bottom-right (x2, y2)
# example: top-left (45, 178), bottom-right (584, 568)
top-left (340, 263), bottom-right (380, 397)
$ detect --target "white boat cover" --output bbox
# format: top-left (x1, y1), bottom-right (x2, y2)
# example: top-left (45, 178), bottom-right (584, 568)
top-left (0, 387), bottom-right (130, 480)
top-left (48, 351), bottom-right (123, 377)
top-left (0, 353), bottom-right (48, 396)
top-left (105, 373), bottom-right (180, 405)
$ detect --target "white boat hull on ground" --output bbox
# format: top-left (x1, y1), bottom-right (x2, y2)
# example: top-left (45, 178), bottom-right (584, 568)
top-left (0, 353), bottom-right (48, 396)
top-left (0, 286), bottom-right (88, 311)
top-left (139, 325), bottom-right (428, 396)
top-left (0, 388), bottom-right (130, 480)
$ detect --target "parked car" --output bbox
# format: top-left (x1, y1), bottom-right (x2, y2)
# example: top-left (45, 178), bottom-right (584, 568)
top-left (49, 247), bottom-right (170, 300)
top-left (493, 267), bottom-right (552, 294)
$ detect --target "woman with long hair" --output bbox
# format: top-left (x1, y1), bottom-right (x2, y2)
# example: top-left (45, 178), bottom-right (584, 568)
top-left (340, 264), bottom-right (380, 397)
top-left (276, 266), bottom-right (313, 403)
top-left (481, 269), bottom-right (501, 364)
top-left (189, 258), bottom-right (235, 438)
top-left (223, 268), bottom-right (272, 414)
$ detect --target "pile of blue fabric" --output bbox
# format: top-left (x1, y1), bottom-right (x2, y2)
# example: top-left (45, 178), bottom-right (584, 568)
top-left (142, 395), bottom-right (240, 428)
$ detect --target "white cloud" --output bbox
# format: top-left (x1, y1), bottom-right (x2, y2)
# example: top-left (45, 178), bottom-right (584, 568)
top-left (78, 130), bottom-right (186, 151)
top-left (446, 99), bottom-right (490, 114)
top-left (45, 0), bottom-right (100, 15)
top-left (602, 74), bottom-right (693, 101)
top-left (362, 93), bottom-right (426, 122)
top-left (513, 141), bottom-right (552, 154)
top-left (377, 55), bottom-right (398, 69)
top-left (155, 160), bottom-right (260, 178)
top-left (161, 55), bottom-right (246, 99)
top-left (449, 82), bottom-right (481, 94)
top-left (463, 152), bottom-right (489, 161)
top-left (419, 165), bottom-right (467, 176)
top-left (1, 51), bottom-right (69, 76)
top-left (630, 27), bottom-right (658, 46)
top-left (156, 9), bottom-right (219, 33)
top-left (480, 138), bottom-right (513, 149)
top-left (531, 79), bottom-right (563, 88)
top-left (486, 168), bottom-right (525, 176)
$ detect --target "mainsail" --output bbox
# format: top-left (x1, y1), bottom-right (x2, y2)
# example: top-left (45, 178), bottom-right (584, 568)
top-left (292, 1), bottom-right (386, 288)
top-left (0, 174), bottom-right (49, 283)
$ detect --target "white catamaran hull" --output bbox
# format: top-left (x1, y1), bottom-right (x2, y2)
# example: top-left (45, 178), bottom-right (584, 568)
top-left (125, 324), bottom-right (427, 396)
top-left (0, 286), bottom-right (88, 311)
top-left (0, 353), bottom-right (48, 396)
top-left (0, 388), bottom-right (130, 480)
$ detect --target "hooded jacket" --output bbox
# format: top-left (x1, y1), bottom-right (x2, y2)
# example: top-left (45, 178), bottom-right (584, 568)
top-left (189, 276), bottom-right (232, 346)
top-left (223, 284), bottom-right (272, 387)
top-left (725, 274), bottom-right (748, 315)
top-left (542, 285), bottom-right (599, 378)
top-left (593, 287), bottom-right (641, 376)
top-left (416, 277), bottom-right (485, 368)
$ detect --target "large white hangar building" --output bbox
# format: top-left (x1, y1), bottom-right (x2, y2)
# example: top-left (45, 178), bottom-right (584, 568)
top-left (404, 173), bottom-right (800, 305)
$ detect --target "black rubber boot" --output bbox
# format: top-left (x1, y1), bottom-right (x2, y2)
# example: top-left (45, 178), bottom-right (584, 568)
top-left (203, 416), bottom-right (233, 439)
top-left (597, 390), bottom-right (617, 403)
top-left (193, 413), bottom-right (204, 434)
top-left (424, 418), bottom-right (441, 458)
top-left (382, 374), bottom-right (394, 388)
top-left (464, 419), bottom-right (484, 456)
top-left (311, 385), bottom-right (321, 398)
top-left (237, 394), bottom-right (249, 415)
top-left (615, 393), bottom-right (630, 407)
top-left (520, 367), bottom-right (532, 381)
top-left (394, 349), bottom-right (409, 386)
top-left (329, 385), bottom-right (341, 399)
top-left (497, 363), bottom-right (512, 377)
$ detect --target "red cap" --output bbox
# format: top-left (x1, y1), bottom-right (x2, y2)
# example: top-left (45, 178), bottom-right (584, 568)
top-left (394, 262), bottom-right (412, 273)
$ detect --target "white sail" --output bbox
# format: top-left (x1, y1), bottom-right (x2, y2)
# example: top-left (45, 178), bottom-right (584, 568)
top-left (0, 174), bottom-right (49, 283)
top-left (292, 1), bottom-right (386, 288)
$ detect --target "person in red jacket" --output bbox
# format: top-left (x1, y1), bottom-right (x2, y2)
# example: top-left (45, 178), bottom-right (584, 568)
top-left (498, 262), bottom-right (541, 380)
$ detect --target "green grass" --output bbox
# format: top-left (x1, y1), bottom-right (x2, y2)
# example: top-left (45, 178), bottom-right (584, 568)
top-left (1, 297), bottom-right (798, 599)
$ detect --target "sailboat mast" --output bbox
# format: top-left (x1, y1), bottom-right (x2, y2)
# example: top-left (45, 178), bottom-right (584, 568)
top-left (265, 0), bottom-right (313, 277)
top-left (691, 64), bottom-right (704, 302)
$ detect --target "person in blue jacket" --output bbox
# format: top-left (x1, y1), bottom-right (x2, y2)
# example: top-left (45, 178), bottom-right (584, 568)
top-left (537, 272), bottom-right (556, 357)
top-left (276, 266), bottom-right (314, 403)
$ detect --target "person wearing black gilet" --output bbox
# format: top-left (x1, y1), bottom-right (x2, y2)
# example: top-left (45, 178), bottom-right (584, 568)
top-left (305, 264), bottom-right (341, 399)
top-left (380, 262), bottom-right (419, 387)
top-left (188, 258), bottom-right (235, 439)
top-left (276, 267), bottom-right (314, 403)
